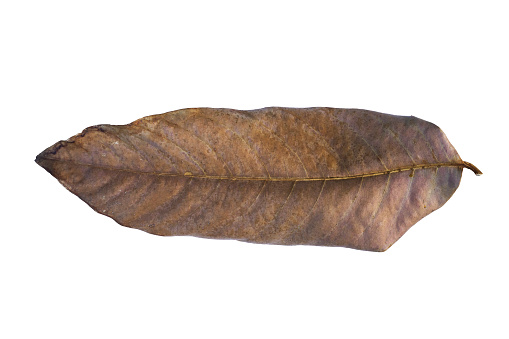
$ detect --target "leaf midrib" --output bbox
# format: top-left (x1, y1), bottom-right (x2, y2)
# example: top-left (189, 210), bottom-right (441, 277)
top-left (37, 156), bottom-right (470, 181)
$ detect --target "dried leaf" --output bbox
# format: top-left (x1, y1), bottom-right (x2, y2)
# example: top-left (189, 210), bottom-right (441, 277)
top-left (36, 107), bottom-right (482, 251)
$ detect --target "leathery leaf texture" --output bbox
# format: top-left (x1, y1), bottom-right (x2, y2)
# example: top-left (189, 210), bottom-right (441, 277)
top-left (36, 107), bottom-right (482, 251)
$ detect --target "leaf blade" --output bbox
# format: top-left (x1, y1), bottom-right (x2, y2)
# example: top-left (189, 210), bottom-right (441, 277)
top-left (36, 107), bottom-right (480, 251)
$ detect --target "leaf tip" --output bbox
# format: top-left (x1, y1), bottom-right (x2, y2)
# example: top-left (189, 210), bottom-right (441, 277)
top-left (35, 140), bottom-right (69, 174)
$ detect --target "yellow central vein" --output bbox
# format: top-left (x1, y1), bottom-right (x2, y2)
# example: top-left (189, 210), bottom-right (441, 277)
top-left (38, 157), bottom-right (469, 181)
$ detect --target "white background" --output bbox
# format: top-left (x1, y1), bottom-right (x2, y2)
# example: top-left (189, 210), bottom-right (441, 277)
top-left (1, 1), bottom-right (507, 338)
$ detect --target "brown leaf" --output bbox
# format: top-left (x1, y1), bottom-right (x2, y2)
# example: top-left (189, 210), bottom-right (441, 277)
top-left (35, 107), bottom-right (482, 251)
